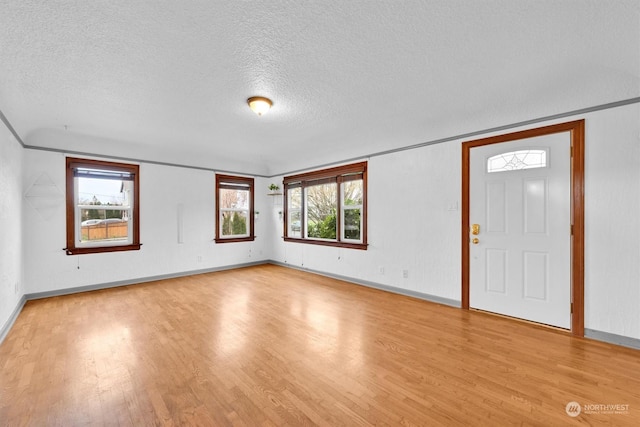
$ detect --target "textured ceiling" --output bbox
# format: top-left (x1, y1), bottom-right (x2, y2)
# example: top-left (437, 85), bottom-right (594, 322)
top-left (1, 1), bottom-right (639, 176)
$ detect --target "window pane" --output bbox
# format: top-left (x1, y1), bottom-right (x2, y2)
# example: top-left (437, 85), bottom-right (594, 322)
top-left (289, 209), bottom-right (301, 238)
top-left (306, 183), bottom-right (337, 240)
top-left (343, 207), bottom-right (361, 240)
top-left (221, 211), bottom-right (248, 236)
top-left (79, 177), bottom-right (130, 207)
top-left (219, 189), bottom-right (250, 237)
top-left (220, 188), bottom-right (249, 209)
top-left (77, 176), bottom-right (132, 244)
top-left (288, 187), bottom-right (302, 209)
top-left (288, 187), bottom-right (302, 237)
top-left (343, 179), bottom-right (363, 205)
top-left (487, 149), bottom-right (547, 173)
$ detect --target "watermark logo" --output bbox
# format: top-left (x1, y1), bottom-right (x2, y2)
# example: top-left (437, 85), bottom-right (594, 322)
top-left (566, 401), bottom-right (630, 417)
top-left (565, 401), bottom-right (581, 417)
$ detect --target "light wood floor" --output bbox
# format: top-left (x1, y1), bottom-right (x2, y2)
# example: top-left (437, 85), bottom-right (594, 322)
top-left (1, 264), bottom-right (639, 426)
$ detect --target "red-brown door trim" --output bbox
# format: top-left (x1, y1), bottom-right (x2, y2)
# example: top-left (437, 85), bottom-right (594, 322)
top-left (461, 120), bottom-right (585, 336)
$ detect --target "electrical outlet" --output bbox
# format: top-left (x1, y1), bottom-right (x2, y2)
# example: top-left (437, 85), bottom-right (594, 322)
top-left (197, 255), bottom-right (203, 263)
top-left (14, 281), bottom-right (19, 294)
top-left (378, 266), bottom-right (384, 275)
top-left (402, 269), bottom-right (409, 279)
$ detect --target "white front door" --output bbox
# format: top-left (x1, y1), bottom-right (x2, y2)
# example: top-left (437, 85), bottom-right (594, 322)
top-left (469, 132), bottom-right (571, 329)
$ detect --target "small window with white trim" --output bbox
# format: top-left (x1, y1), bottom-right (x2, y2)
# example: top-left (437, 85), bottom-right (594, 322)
top-left (487, 149), bottom-right (547, 173)
top-left (341, 177), bottom-right (364, 242)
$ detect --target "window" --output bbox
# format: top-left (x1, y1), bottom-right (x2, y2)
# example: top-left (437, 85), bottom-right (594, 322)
top-left (284, 161), bottom-right (367, 249)
top-left (215, 174), bottom-right (255, 243)
top-left (65, 157), bottom-right (141, 255)
top-left (487, 149), bottom-right (547, 173)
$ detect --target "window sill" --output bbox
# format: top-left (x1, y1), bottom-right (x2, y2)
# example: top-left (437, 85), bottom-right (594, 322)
top-left (65, 243), bottom-right (142, 255)
top-left (214, 236), bottom-right (256, 244)
top-left (283, 237), bottom-right (367, 250)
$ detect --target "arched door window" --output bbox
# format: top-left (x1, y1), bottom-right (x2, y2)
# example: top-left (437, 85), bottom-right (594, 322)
top-left (487, 149), bottom-right (547, 173)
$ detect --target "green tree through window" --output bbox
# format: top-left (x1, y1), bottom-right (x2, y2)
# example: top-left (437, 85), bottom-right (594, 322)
top-left (215, 174), bottom-right (255, 243)
top-left (283, 162), bottom-right (367, 249)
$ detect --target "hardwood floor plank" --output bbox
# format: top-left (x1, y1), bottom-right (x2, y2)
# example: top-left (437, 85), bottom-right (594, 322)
top-left (1, 264), bottom-right (639, 425)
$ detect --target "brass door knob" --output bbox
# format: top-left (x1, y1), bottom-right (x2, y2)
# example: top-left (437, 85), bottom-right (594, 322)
top-left (472, 238), bottom-right (479, 244)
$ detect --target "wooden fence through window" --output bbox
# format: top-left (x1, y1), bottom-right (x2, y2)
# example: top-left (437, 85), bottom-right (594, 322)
top-left (81, 222), bottom-right (128, 241)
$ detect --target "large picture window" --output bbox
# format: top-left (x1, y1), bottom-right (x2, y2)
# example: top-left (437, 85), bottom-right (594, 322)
top-left (65, 157), bottom-right (141, 255)
top-left (215, 174), bottom-right (255, 243)
top-left (284, 162), bottom-right (367, 249)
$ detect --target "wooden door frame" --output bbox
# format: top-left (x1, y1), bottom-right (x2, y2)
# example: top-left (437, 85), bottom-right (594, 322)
top-left (461, 120), bottom-right (585, 336)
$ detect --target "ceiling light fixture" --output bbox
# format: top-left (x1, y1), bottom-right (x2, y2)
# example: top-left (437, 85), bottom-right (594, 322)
top-left (247, 96), bottom-right (272, 116)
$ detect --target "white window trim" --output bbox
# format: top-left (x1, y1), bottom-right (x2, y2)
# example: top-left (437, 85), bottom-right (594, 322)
top-left (219, 207), bottom-right (251, 239)
top-left (341, 206), bottom-right (363, 244)
top-left (75, 208), bottom-right (133, 248)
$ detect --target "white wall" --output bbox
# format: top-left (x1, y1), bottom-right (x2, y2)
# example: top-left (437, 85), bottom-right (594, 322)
top-left (269, 103), bottom-right (640, 340)
top-left (270, 145), bottom-right (461, 301)
top-left (0, 125), bottom-right (24, 334)
top-left (22, 151), bottom-right (270, 295)
top-left (584, 105), bottom-right (640, 338)
top-left (269, 146), bottom-right (462, 301)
